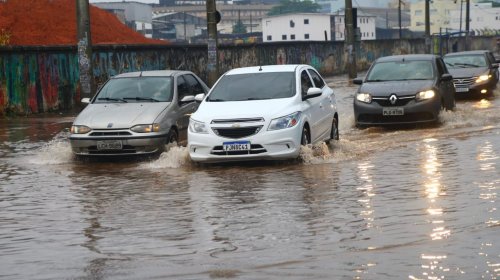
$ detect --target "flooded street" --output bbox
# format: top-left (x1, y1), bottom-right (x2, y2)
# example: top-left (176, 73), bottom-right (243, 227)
top-left (1, 81), bottom-right (499, 280)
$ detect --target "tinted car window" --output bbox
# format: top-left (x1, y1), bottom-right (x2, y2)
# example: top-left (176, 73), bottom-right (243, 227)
top-left (96, 77), bottom-right (173, 102)
top-left (366, 60), bottom-right (434, 81)
top-left (184, 74), bottom-right (205, 94)
top-left (177, 76), bottom-right (190, 101)
top-left (444, 54), bottom-right (488, 68)
top-left (301, 70), bottom-right (314, 97)
top-left (436, 58), bottom-right (447, 75)
top-left (308, 69), bottom-right (325, 88)
top-left (207, 72), bottom-right (295, 101)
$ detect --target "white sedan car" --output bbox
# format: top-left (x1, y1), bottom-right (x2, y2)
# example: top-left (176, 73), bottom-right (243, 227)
top-left (188, 64), bottom-right (339, 163)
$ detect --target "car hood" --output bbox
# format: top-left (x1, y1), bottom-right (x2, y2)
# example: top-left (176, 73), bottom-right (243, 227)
top-left (447, 67), bottom-right (489, 78)
top-left (360, 80), bottom-right (434, 96)
top-left (74, 102), bottom-right (170, 129)
top-left (193, 98), bottom-right (297, 121)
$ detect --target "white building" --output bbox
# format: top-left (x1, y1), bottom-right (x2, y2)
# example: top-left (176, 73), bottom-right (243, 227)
top-left (448, 2), bottom-right (500, 35)
top-left (262, 13), bottom-right (377, 43)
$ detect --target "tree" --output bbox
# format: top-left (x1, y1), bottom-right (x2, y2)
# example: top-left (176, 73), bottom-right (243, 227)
top-left (233, 20), bottom-right (247, 34)
top-left (267, 0), bottom-right (321, 16)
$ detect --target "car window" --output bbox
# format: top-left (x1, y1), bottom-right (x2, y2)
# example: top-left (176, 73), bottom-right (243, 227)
top-left (301, 70), bottom-right (314, 97)
top-left (308, 69), bottom-right (325, 88)
top-left (444, 54), bottom-right (488, 68)
top-left (206, 72), bottom-right (295, 102)
top-left (95, 77), bottom-right (173, 102)
top-left (436, 58), bottom-right (447, 75)
top-left (184, 74), bottom-right (205, 94)
top-left (366, 60), bottom-right (434, 81)
top-left (177, 75), bottom-right (190, 101)
top-left (486, 52), bottom-right (495, 65)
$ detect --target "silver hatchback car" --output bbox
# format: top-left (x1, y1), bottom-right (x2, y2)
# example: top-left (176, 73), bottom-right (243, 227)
top-left (69, 70), bottom-right (209, 156)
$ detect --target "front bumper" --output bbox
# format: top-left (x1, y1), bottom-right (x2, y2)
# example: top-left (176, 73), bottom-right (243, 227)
top-left (453, 77), bottom-right (497, 96)
top-left (69, 133), bottom-right (167, 156)
top-left (354, 98), bottom-right (440, 126)
top-left (188, 125), bottom-right (303, 163)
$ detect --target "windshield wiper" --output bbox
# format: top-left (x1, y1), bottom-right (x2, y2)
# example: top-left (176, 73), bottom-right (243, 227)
top-left (123, 97), bottom-right (160, 102)
top-left (365, 79), bottom-right (384, 82)
top-left (454, 63), bottom-right (480, 68)
top-left (97, 97), bottom-right (127, 102)
top-left (207, 98), bottom-right (227, 102)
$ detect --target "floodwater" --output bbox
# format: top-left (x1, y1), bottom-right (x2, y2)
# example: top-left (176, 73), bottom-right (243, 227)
top-left (1, 81), bottom-right (499, 280)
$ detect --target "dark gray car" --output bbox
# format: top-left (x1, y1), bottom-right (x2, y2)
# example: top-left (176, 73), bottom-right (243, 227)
top-left (69, 70), bottom-right (209, 156)
top-left (353, 54), bottom-right (455, 127)
top-left (443, 50), bottom-right (499, 97)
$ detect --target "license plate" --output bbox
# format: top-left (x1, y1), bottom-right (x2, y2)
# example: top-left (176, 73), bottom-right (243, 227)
top-left (223, 141), bottom-right (250, 151)
top-left (383, 107), bottom-right (404, 116)
top-left (455, 87), bottom-right (469, 92)
top-left (97, 140), bottom-right (123, 150)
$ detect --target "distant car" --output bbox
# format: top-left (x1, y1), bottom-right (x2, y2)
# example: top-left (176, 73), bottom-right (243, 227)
top-left (188, 64), bottom-right (339, 163)
top-left (353, 54), bottom-right (455, 127)
top-left (69, 70), bottom-right (209, 156)
top-left (443, 50), bottom-right (499, 96)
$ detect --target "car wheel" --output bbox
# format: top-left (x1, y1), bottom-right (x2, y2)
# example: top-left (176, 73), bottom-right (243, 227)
top-left (301, 126), bottom-right (310, 145)
top-left (166, 129), bottom-right (178, 145)
top-left (329, 117), bottom-right (339, 141)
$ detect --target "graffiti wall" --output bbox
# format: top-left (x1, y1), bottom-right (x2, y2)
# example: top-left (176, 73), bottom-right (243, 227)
top-left (0, 36), bottom-right (496, 115)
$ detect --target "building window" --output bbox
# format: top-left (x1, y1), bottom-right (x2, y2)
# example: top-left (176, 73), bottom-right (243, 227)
top-left (291, 34), bottom-right (296, 40)
top-left (282, 34), bottom-right (287, 40)
top-left (304, 19), bottom-right (309, 24)
top-left (305, 33), bottom-right (309, 39)
top-left (267, 35), bottom-right (272, 41)
top-left (290, 20), bottom-right (295, 28)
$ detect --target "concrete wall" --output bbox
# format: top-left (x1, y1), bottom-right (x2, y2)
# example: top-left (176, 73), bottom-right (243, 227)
top-left (0, 36), bottom-right (497, 115)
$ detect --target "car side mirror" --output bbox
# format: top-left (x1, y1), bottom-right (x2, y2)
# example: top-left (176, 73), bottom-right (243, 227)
top-left (353, 77), bottom-right (363, 85)
top-left (492, 63), bottom-right (499, 69)
top-left (180, 95), bottom-right (195, 104)
top-left (303, 87), bottom-right (322, 100)
top-left (194, 93), bottom-right (205, 102)
top-left (441, 73), bottom-right (453, 81)
top-left (81, 98), bottom-right (90, 104)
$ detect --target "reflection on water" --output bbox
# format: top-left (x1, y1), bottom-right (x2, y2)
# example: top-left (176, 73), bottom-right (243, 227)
top-left (1, 87), bottom-right (499, 279)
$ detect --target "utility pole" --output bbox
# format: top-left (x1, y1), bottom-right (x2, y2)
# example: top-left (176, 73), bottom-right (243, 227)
top-left (425, 0), bottom-right (431, 53)
top-left (345, 0), bottom-right (356, 80)
top-left (398, 0), bottom-right (402, 39)
top-left (76, 0), bottom-right (94, 99)
top-left (206, 0), bottom-right (219, 86)
top-left (465, 0), bottom-right (470, 50)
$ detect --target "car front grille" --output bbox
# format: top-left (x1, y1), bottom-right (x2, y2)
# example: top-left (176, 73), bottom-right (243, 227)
top-left (89, 131), bottom-right (132, 136)
top-left (86, 145), bottom-right (136, 154)
top-left (453, 77), bottom-right (476, 87)
top-left (211, 118), bottom-right (264, 124)
top-left (372, 96), bottom-right (414, 107)
top-left (358, 112), bottom-right (435, 124)
top-left (210, 144), bottom-right (267, 155)
top-left (212, 126), bottom-right (262, 139)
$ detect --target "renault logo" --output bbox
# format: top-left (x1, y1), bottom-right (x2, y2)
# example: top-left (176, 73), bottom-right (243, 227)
top-left (107, 123), bottom-right (113, 128)
top-left (231, 123), bottom-right (241, 128)
top-left (389, 94), bottom-right (398, 105)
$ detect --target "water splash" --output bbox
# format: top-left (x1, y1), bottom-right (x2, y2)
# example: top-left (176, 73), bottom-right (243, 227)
top-left (141, 146), bottom-right (191, 169)
top-left (30, 132), bottom-right (74, 165)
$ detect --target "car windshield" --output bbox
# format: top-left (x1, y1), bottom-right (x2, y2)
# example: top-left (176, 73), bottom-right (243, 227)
top-left (206, 72), bottom-right (295, 102)
top-left (95, 77), bottom-right (173, 103)
top-left (366, 60), bottom-right (434, 81)
top-left (443, 54), bottom-right (487, 68)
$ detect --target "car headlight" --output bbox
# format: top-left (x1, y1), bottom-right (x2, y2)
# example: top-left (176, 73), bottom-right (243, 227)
top-left (356, 93), bottom-right (372, 103)
top-left (189, 119), bottom-right (208, 134)
top-left (268, 111), bottom-right (302, 131)
top-left (70, 125), bottom-right (91, 134)
top-left (130, 123), bottom-right (160, 133)
top-left (416, 90), bottom-right (435, 100)
top-left (475, 74), bottom-right (491, 83)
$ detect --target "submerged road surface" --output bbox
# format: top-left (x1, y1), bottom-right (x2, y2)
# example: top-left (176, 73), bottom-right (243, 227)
top-left (1, 81), bottom-right (499, 280)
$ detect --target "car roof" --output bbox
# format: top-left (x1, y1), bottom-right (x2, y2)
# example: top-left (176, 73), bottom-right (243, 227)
top-left (111, 70), bottom-right (192, 78)
top-left (224, 64), bottom-right (306, 75)
top-left (376, 54), bottom-right (438, 62)
top-left (444, 50), bottom-right (490, 57)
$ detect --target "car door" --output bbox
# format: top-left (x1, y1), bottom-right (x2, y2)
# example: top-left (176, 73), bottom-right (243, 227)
top-left (300, 68), bottom-right (324, 143)
top-left (308, 68), bottom-right (334, 139)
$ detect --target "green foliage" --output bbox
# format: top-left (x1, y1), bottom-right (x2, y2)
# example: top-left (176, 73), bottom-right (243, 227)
top-left (233, 20), bottom-right (247, 34)
top-left (268, 0), bottom-right (321, 16)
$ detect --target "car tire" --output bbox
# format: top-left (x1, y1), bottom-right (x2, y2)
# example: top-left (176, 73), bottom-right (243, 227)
top-left (329, 117), bottom-right (339, 141)
top-left (166, 129), bottom-right (178, 145)
top-left (301, 126), bottom-right (310, 145)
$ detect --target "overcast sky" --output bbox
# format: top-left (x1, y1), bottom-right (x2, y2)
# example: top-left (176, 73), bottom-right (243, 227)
top-left (90, 0), bottom-right (159, 4)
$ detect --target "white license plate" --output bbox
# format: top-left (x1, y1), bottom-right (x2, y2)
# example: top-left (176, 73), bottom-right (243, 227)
top-left (97, 140), bottom-right (123, 150)
top-left (455, 87), bottom-right (469, 92)
top-left (223, 141), bottom-right (250, 151)
top-left (383, 107), bottom-right (404, 116)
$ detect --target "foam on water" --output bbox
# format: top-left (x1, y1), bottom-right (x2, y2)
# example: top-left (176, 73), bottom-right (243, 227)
top-left (140, 145), bottom-right (191, 169)
top-left (30, 133), bottom-right (74, 165)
